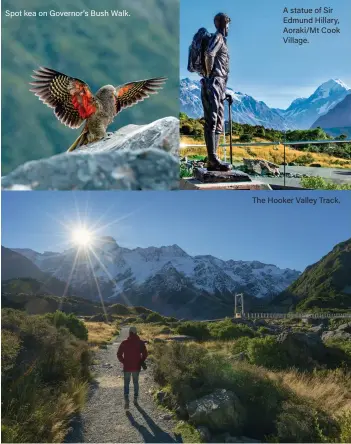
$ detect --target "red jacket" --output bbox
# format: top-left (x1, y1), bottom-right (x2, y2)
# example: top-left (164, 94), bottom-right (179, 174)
top-left (117, 333), bottom-right (148, 372)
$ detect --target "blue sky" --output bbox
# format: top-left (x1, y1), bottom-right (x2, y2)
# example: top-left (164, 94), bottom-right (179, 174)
top-left (180, 0), bottom-right (351, 108)
top-left (2, 191), bottom-right (350, 271)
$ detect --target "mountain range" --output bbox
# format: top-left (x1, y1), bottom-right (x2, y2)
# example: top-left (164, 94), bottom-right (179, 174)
top-left (180, 77), bottom-right (351, 132)
top-left (1, 246), bottom-right (67, 295)
top-left (4, 237), bottom-right (299, 318)
top-left (3, 238), bottom-right (350, 317)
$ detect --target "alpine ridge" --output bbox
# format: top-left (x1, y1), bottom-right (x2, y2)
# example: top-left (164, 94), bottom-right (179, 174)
top-left (11, 238), bottom-right (300, 318)
top-left (180, 78), bottom-right (350, 131)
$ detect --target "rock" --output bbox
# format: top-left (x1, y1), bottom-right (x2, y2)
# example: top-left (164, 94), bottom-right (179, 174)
top-left (253, 319), bottom-right (267, 327)
top-left (102, 363), bottom-right (113, 369)
top-left (310, 324), bottom-right (325, 335)
top-left (197, 426), bottom-right (211, 442)
top-left (161, 413), bottom-right (173, 420)
top-left (232, 352), bottom-right (247, 362)
top-left (243, 158), bottom-right (280, 176)
top-left (138, 313), bottom-right (148, 321)
top-left (322, 330), bottom-right (351, 341)
top-left (337, 322), bottom-right (351, 333)
top-left (186, 388), bottom-right (245, 431)
top-left (302, 317), bottom-right (321, 325)
top-left (2, 117), bottom-right (179, 191)
top-left (176, 405), bottom-right (189, 420)
top-left (277, 331), bottom-right (327, 366)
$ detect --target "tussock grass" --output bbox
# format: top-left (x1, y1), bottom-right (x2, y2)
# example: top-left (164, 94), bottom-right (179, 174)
top-left (151, 332), bottom-right (351, 442)
top-left (136, 323), bottom-right (175, 342)
top-left (269, 369), bottom-right (351, 416)
top-left (85, 321), bottom-right (118, 346)
top-left (180, 136), bottom-right (351, 169)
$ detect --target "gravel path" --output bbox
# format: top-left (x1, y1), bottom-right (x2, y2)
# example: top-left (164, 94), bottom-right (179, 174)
top-left (66, 328), bottom-right (182, 443)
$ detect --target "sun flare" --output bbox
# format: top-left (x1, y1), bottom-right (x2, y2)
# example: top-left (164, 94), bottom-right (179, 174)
top-left (72, 227), bottom-right (93, 247)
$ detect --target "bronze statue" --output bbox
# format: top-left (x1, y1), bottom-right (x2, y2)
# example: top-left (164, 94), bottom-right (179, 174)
top-left (201, 13), bottom-right (232, 171)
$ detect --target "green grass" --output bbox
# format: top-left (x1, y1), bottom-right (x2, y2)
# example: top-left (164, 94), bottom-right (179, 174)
top-left (174, 422), bottom-right (201, 443)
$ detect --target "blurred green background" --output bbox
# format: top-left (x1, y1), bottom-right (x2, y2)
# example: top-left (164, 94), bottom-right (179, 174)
top-left (2, 0), bottom-right (179, 174)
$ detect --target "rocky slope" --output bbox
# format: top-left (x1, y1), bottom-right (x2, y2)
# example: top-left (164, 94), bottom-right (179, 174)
top-left (12, 238), bottom-right (300, 318)
top-left (311, 93), bottom-right (351, 136)
top-left (272, 238), bottom-right (351, 311)
top-left (1, 117), bottom-right (179, 191)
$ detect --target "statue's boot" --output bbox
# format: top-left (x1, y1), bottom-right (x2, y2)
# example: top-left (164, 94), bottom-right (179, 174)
top-left (206, 131), bottom-right (231, 171)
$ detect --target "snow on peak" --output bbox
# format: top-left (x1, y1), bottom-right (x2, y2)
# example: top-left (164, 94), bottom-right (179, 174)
top-left (315, 79), bottom-right (350, 97)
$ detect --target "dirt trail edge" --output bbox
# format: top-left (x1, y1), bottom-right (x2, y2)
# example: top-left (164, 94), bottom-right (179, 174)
top-left (66, 327), bottom-right (182, 443)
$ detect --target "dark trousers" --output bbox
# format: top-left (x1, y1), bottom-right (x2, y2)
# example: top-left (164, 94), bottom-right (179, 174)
top-left (124, 371), bottom-right (139, 399)
top-left (201, 77), bottom-right (227, 135)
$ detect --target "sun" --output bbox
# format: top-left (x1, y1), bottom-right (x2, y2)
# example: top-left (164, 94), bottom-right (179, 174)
top-left (72, 227), bottom-right (93, 247)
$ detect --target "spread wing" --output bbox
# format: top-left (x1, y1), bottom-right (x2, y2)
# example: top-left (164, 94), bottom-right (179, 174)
top-left (114, 77), bottom-right (167, 115)
top-left (29, 67), bottom-right (98, 128)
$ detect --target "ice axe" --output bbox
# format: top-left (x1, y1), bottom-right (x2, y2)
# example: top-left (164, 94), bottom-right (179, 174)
top-left (225, 93), bottom-right (234, 165)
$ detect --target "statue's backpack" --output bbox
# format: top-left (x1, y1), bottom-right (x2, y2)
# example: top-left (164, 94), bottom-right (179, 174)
top-left (187, 28), bottom-right (212, 76)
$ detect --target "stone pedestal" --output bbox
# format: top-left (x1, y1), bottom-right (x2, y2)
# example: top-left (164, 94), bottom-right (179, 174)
top-left (194, 167), bottom-right (251, 183)
top-left (180, 178), bottom-right (272, 190)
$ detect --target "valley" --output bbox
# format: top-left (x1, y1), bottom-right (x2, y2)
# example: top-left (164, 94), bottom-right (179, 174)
top-left (2, 234), bottom-right (350, 443)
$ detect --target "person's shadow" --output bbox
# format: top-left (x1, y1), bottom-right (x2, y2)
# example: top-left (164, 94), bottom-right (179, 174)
top-left (126, 404), bottom-right (183, 443)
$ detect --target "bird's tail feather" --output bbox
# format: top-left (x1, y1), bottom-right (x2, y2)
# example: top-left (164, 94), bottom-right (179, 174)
top-left (67, 128), bottom-right (89, 152)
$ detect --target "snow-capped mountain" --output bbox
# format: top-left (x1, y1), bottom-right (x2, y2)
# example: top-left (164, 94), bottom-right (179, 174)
top-left (13, 237), bottom-right (300, 318)
top-left (180, 78), bottom-right (291, 130)
top-left (311, 93), bottom-right (351, 136)
top-left (180, 78), bottom-right (350, 131)
top-left (283, 79), bottom-right (350, 129)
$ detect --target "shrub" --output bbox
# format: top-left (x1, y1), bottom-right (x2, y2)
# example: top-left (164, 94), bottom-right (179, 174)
top-left (257, 326), bottom-right (272, 335)
top-left (275, 399), bottom-right (339, 443)
top-left (45, 311), bottom-right (88, 341)
top-left (152, 342), bottom-right (289, 438)
top-left (146, 312), bottom-right (165, 323)
top-left (231, 336), bottom-right (253, 355)
top-left (301, 176), bottom-right (351, 190)
top-left (1, 329), bottom-right (21, 372)
top-left (1, 309), bottom-right (90, 443)
top-left (177, 321), bottom-right (211, 340)
top-left (239, 134), bottom-right (253, 142)
top-left (107, 303), bottom-right (131, 315)
top-left (295, 153), bottom-right (314, 165)
top-left (339, 411), bottom-right (351, 443)
top-left (246, 336), bottom-right (291, 369)
top-left (208, 320), bottom-right (256, 340)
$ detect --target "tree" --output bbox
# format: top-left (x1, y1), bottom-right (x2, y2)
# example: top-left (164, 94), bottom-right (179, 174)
top-left (240, 134), bottom-right (253, 143)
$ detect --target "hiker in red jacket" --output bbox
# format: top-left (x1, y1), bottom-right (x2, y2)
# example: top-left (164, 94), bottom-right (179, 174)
top-left (117, 326), bottom-right (148, 410)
